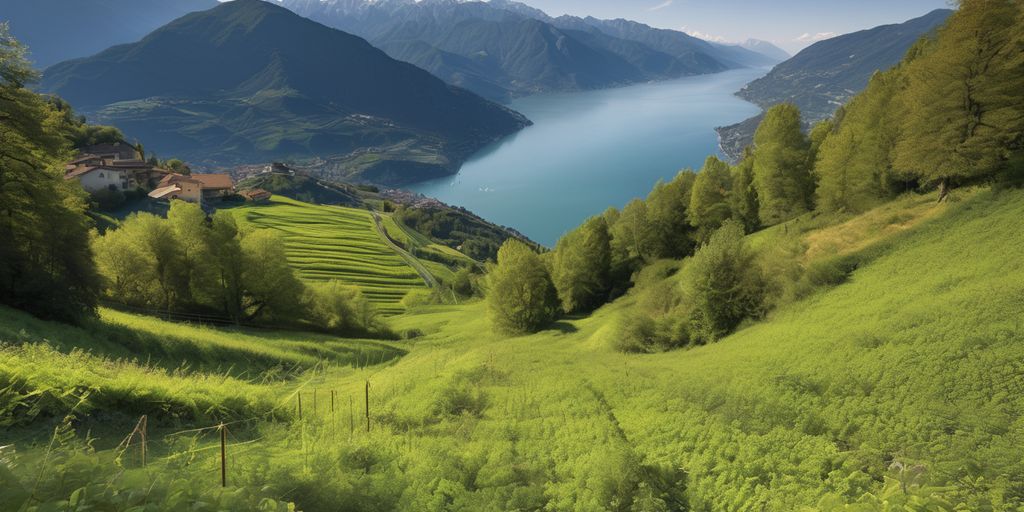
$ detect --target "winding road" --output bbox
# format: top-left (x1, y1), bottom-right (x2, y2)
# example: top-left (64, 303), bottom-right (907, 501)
top-left (370, 211), bottom-right (438, 289)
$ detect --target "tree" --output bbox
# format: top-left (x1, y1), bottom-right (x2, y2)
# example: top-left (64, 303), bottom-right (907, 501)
top-left (689, 156), bottom-right (733, 243)
top-left (815, 69), bottom-right (903, 212)
top-left (680, 220), bottom-right (766, 343)
top-left (163, 158), bottom-right (191, 175)
top-left (893, 0), bottom-right (1024, 200)
top-left (551, 216), bottom-right (612, 313)
top-left (486, 239), bottom-right (558, 334)
top-left (0, 25), bottom-right (100, 321)
top-left (730, 148), bottom-right (760, 233)
top-left (610, 199), bottom-right (656, 264)
top-left (207, 211), bottom-right (245, 320)
top-left (752, 104), bottom-right (814, 225)
top-left (166, 200), bottom-right (211, 305)
top-left (241, 229), bottom-right (305, 322)
top-left (646, 170), bottom-right (697, 258)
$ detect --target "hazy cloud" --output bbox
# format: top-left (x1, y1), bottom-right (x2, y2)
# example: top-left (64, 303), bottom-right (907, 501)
top-left (795, 32), bottom-right (838, 43)
top-left (648, 0), bottom-right (673, 11)
top-left (682, 27), bottom-right (730, 43)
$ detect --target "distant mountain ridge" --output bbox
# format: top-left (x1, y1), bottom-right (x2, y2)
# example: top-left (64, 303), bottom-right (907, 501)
top-left (279, 0), bottom-right (784, 101)
top-left (0, 0), bottom-right (217, 68)
top-left (40, 0), bottom-right (529, 185)
top-left (717, 8), bottom-right (953, 160)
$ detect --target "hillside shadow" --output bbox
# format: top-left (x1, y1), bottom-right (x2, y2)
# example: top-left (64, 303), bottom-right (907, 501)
top-left (547, 321), bottom-right (578, 334)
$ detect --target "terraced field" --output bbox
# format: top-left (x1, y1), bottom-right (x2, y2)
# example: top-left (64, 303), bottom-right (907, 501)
top-left (233, 197), bottom-right (425, 314)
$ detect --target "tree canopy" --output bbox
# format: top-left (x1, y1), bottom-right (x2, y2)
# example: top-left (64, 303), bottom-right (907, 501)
top-left (487, 239), bottom-right (558, 334)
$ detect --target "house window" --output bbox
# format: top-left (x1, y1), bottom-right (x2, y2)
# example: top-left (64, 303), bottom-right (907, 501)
top-left (98, 172), bottom-right (104, 178)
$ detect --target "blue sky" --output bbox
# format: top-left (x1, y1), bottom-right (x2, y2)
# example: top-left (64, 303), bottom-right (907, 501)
top-left (518, 0), bottom-right (953, 54)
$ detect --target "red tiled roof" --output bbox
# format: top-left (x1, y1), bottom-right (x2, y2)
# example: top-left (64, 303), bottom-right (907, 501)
top-left (64, 165), bottom-right (121, 180)
top-left (191, 174), bottom-right (234, 190)
top-left (158, 173), bottom-right (200, 187)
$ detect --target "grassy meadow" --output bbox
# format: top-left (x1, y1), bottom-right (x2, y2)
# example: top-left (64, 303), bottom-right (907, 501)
top-left (232, 197), bottom-right (428, 314)
top-left (3, 186), bottom-right (1023, 510)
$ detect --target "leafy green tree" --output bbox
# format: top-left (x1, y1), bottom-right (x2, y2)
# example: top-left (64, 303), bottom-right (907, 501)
top-left (241, 229), bottom-right (305, 322)
top-left (753, 104), bottom-right (814, 225)
top-left (551, 216), bottom-right (612, 313)
top-left (0, 25), bottom-right (100, 321)
top-left (610, 199), bottom-right (656, 264)
top-left (207, 211), bottom-right (245, 320)
top-left (163, 158), bottom-right (191, 175)
top-left (646, 170), bottom-right (697, 258)
top-left (486, 239), bottom-right (558, 334)
top-left (815, 69), bottom-right (903, 212)
top-left (730, 148), bottom-right (760, 233)
top-left (166, 200), bottom-right (211, 305)
top-left (893, 0), bottom-right (1024, 200)
top-left (680, 220), bottom-right (766, 343)
top-left (689, 156), bottom-right (733, 242)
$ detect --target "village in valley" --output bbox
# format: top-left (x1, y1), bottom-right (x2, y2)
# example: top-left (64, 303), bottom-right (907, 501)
top-left (63, 141), bottom-right (272, 213)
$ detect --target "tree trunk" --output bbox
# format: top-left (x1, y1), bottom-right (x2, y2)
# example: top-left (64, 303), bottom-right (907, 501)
top-left (937, 178), bottom-right (950, 203)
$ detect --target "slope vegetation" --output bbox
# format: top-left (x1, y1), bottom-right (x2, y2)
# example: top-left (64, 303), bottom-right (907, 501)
top-left (4, 187), bottom-right (1023, 511)
top-left (232, 196), bottom-right (427, 314)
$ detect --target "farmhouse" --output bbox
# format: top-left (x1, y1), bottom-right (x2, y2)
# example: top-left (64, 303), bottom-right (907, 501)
top-left (148, 173), bottom-right (205, 204)
top-left (191, 174), bottom-right (235, 200)
top-left (147, 172), bottom-right (235, 206)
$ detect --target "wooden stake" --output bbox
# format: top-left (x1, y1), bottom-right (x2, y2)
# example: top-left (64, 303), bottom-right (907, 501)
top-left (365, 380), bottom-right (370, 433)
top-left (219, 424), bottom-right (227, 488)
top-left (298, 392), bottom-right (303, 421)
top-left (140, 415), bottom-right (147, 467)
top-left (331, 390), bottom-right (335, 413)
top-left (349, 395), bottom-right (354, 435)
top-left (313, 389), bottom-right (318, 415)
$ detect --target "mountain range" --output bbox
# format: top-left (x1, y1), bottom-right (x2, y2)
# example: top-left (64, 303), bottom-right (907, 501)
top-left (1, 0), bottom-right (217, 68)
top-left (40, 0), bottom-right (530, 184)
top-left (278, 0), bottom-right (784, 101)
top-left (717, 8), bottom-right (953, 160)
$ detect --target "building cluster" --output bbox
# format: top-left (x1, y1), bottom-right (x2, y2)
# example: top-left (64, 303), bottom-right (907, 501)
top-left (62, 142), bottom-right (269, 207)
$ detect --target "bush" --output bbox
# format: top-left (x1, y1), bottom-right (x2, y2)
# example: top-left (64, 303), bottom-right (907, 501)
top-left (432, 379), bottom-right (488, 418)
top-left (680, 221), bottom-right (766, 343)
top-left (90, 187), bottom-right (125, 211)
top-left (401, 289), bottom-right (434, 310)
top-left (305, 281), bottom-right (377, 334)
top-left (610, 312), bottom-right (690, 354)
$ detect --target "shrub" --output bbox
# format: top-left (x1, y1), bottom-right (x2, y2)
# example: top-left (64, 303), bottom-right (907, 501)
top-left (432, 379), bottom-right (488, 418)
top-left (680, 220), bottom-right (766, 343)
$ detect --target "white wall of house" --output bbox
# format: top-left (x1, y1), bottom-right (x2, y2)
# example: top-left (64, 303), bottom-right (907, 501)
top-left (78, 168), bottom-right (131, 193)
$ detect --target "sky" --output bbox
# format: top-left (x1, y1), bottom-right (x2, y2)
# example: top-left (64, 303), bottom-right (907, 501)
top-left (515, 0), bottom-right (953, 54)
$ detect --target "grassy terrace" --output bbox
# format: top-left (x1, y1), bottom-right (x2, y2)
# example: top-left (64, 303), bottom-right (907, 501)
top-left (233, 197), bottom-right (426, 315)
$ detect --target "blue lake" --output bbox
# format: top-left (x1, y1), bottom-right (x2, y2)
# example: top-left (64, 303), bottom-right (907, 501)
top-left (410, 68), bottom-right (765, 246)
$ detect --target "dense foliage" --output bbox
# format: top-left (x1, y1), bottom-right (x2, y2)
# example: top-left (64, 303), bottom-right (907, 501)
top-left (486, 239), bottom-right (559, 334)
top-left (93, 201), bottom-right (379, 334)
top-left (0, 25), bottom-right (100, 323)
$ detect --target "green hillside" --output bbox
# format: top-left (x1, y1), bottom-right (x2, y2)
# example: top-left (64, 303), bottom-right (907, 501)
top-left (232, 197), bottom-right (427, 315)
top-left (5, 187), bottom-right (1023, 510)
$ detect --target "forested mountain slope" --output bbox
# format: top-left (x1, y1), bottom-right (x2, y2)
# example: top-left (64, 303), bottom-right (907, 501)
top-left (40, 0), bottom-right (529, 183)
top-left (717, 8), bottom-right (953, 160)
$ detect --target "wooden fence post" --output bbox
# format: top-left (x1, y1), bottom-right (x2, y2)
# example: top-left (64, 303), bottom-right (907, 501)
top-left (349, 395), bottom-right (354, 436)
top-left (313, 389), bottom-right (318, 416)
top-left (220, 424), bottom-right (227, 488)
top-left (140, 415), bottom-right (147, 467)
top-left (365, 380), bottom-right (370, 433)
top-left (298, 392), bottom-right (303, 421)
